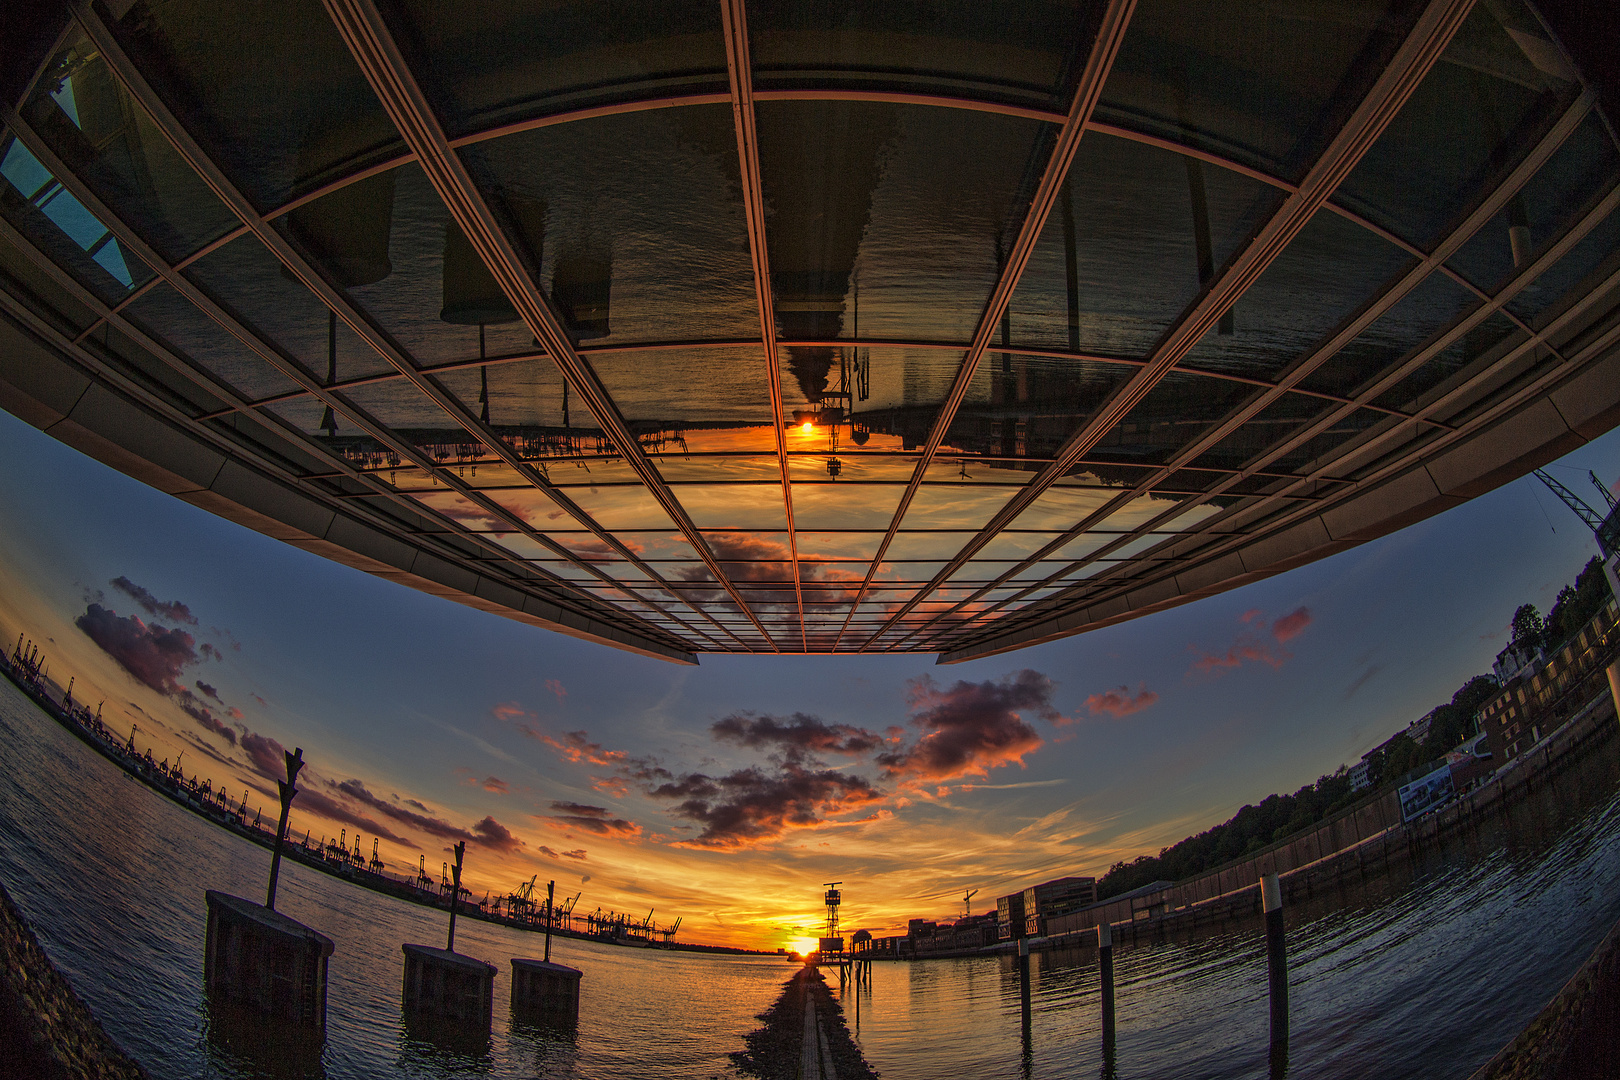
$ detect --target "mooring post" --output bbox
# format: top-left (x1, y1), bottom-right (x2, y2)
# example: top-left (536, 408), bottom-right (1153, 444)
top-left (1098, 919), bottom-right (1115, 1049)
top-left (544, 879), bottom-right (555, 963)
top-left (446, 841), bottom-right (466, 952)
top-left (1018, 935), bottom-right (1032, 1030)
top-left (1262, 871), bottom-right (1287, 1053)
top-left (265, 748), bottom-right (304, 911)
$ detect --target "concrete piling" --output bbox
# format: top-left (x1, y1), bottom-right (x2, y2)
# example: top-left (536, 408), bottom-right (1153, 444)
top-left (510, 958), bottom-right (582, 1025)
top-left (204, 891), bottom-right (334, 1034)
top-left (401, 944), bottom-right (496, 1024)
top-left (1262, 872), bottom-right (1288, 1056)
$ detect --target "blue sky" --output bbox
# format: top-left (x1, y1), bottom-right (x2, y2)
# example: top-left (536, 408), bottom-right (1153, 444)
top-left (2, 404), bottom-right (1615, 945)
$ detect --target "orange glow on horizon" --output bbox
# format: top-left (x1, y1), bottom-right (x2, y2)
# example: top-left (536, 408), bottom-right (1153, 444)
top-left (800, 422), bottom-right (814, 433)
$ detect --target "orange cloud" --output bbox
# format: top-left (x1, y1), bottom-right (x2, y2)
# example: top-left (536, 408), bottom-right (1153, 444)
top-left (1083, 683), bottom-right (1159, 718)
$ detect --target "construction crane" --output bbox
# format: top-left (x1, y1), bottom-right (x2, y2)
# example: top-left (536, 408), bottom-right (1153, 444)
top-left (660, 916), bottom-right (683, 944)
top-left (1534, 468), bottom-right (1619, 555)
top-left (962, 888), bottom-right (979, 920)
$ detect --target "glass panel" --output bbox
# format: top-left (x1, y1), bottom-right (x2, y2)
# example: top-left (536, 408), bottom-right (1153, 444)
top-left (1180, 210), bottom-right (1415, 382)
top-left (462, 104), bottom-right (759, 347)
top-left (594, 346), bottom-right (773, 429)
top-left (434, 357), bottom-right (603, 449)
top-left (675, 486), bottom-right (789, 530)
top-left (943, 353), bottom-right (1133, 466)
top-left (121, 282), bottom-right (301, 400)
top-left (185, 233), bottom-right (394, 381)
top-left (757, 100), bottom-right (1048, 344)
top-left (1090, 371), bottom-right (1255, 466)
top-left (1008, 135), bottom-right (1280, 356)
top-left (1370, 311), bottom-right (1524, 412)
top-left (795, 531), bottom-right (886, 560)
top-left (99, 0), bottom-right (404, 209)
top-left (750, 0), bottom-right (1099, 109)
top-left (897, 483), bottom-right (1017, 533)
top-left (1190, 393), bottom-right (1339, 471)
top-left (1505, 206), bottom-right (1620, 326)
top-left (559, 483), bottom-right (680, 531)
top-left (655, 454), bottom-right (781, 483)
top-left (1334, 0), bottom-right (1579, 249)
top-left (1447, 114), bottom-right (1620, 294)
top-left (1095, 0), bottom-right (1423, 180)
top-left (0, 228), bottom-right (101, 336)
top-left (1, 131), bottom-right (153, 303)
top-left (1297, 270), bottom-right (1479, 398)
top-left (791, 482), bottom-right (905, 531)
top-left (1005, 486), bottom-right (1127, 532)
top-left (385, 0), bottom-right (726, 138)
top-left (1267, 407), bottom-right (1389, 474)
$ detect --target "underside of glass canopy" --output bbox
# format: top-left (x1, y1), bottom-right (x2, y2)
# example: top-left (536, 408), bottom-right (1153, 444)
top-left (2, 0), bottom-right (1619, 663)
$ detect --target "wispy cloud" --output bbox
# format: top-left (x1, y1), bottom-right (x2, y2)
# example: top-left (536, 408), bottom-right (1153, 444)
top-left (1082, 683), bottom-right (1158, 719)
top-left (1187, 606), bottom-right (1312, 678)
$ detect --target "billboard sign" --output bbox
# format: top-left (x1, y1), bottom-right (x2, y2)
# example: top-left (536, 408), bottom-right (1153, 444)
top-left (1398, 763), bottom-right (1456, 821)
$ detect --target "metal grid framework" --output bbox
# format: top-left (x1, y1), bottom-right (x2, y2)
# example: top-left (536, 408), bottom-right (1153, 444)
top-left (2, 0), bottom-right (1618, 661)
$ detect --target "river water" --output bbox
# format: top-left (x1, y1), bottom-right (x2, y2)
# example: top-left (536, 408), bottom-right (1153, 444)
top-left (3, 675), bottom-right (1619, 1079)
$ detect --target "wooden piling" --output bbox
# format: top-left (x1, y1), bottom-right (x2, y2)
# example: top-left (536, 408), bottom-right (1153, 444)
top-left (1098, 920), bottom-right (1116, 1049)
top-left (1262, 871), bottom-right (1287, 1053)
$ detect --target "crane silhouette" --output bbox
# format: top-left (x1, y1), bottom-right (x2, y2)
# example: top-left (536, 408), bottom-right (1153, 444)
top-left (963, 888), bottom-right (978, 920)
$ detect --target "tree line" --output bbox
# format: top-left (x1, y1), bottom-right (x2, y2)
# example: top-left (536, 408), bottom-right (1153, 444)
top-left (1095, 556), bottom-right (1611, 901)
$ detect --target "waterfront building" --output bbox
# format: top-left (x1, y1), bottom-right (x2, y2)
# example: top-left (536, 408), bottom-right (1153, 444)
top-left (1021, 876), bottom-right (1099, 937)
top-left (1350, 755), bottom-right (1375, 792)
top-left (1481, 596), bottom-right (1620, 763)
top-left (1, 2), bottom-right (1618, 660)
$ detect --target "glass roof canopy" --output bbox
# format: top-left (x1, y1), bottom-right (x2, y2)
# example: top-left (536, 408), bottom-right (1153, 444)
top-left (2, 0), bottom-right (1619, 663)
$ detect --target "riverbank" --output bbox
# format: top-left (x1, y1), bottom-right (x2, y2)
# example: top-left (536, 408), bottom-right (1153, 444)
top-left (732, 966), bottom-right (878, 1080)
top-left (0, 878), bottom-right (146, 1080)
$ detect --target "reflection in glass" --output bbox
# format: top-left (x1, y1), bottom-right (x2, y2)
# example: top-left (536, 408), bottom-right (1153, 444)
top-left (23, 28), bottom-right (239, 264)
top-left (463, 104), bottom-right (757, 346)
top-left (1335, 0), bottom-right (1578, 250)
top-left (1008, 134), bottom-right (1279, 355)
top-left (122, 282), bottom-right (302, 401)
top-left (1298, 271), bottom-right (1479, 398)
top-left (944, 353), bottom-right (1131, 470)
top-left (1370, 311), bottom-right (1523, 413)
top-left (101, 0), bottom-right (403, 209)
top-left (1096, 0), bottom-right (1423, 180)
top-left (1180, 210), bottom-right (1414, 382)
top-left (1092, 372), bottom-right (1255, 467)
top-left (0, 131), bottom-right (152, 303)
top-left (386, 0), bottom-right (727, 137)
top-left (750, 0), bottom-right (1101, 109)
top-left (758, 101), bottom-right (1049, 345)
top-left (1447, 114), bottom-right (1620, 294)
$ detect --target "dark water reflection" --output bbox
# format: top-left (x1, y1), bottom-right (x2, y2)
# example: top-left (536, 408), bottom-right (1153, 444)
top-left (840, 732), bottom-right (1620, 1080)
top-left (5, 670), bottom-right (1620, 1079)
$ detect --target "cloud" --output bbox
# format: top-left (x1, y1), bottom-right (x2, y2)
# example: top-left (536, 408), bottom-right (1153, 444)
top-left (539, 845), bottom-right (559, 858)
top-left (1344, 663), bottom-right (1384, 701)
top-left (545, 679), bottom-right (567, 700)
top-left (492, 701), bottom-right (531, 722)
top-left (673, 533), bottom-right (863, 611)
top-left (648, 762), bottom-right (884, 850)
top-left (195, 680), bottom-right (223, 704)
top-left (1083, 683), bottom-right (1159, 718)
top-left (109, 576), bottom-right (196, 625)
top-left (480, 776), bottom-right (509, 794)
top-left (176, 691), bottom-right (236, 745)
top-left (711, 712), bottom-right (883, 757)
top-left (875, 670), bottom-right (1051, 783)
top-left (533, 729), bottom-right (629, 768)
top-left (77, 603), bottom-right (198, 696)
top-left (1187, 607), bottom-right (1310, 677)
top-left (199, 643), bottom-right (222, 662)
top-left (1271, 607), bottom-right (1312, 643)
top-left (471, 816), bottom-right (523, 853)
top-left (543, 800), bottom-right (643, 837)
top-left (560, 849), bottom-right (587, 860)
top-left (239, 732), bottom-right (416, 847)
top-left (227, 706), bottom-right (244, 721)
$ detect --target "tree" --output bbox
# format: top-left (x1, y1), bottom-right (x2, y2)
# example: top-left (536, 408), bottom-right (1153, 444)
top-left (1511, 603), bottom-right (1545, 649)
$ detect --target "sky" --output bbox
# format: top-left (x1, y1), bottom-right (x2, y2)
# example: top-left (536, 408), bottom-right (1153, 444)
top-left (2, 405), bottom-right (1617, 950)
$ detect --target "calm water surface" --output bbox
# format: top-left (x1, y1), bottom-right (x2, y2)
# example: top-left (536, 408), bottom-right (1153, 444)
top-left (4, 676), bottom-right (1620, 1079)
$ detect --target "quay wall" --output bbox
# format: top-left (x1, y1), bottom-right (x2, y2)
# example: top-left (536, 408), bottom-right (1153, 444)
top-left (1044, 689), bottom-right (1619, 947)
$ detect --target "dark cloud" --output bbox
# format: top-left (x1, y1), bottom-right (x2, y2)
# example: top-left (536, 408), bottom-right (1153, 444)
top-left (296, 788), bottom-right (415, 848)
top-left (110, 576), bottom-right (196, 625)
top-left (539, 845), bottom-right (560, 859)
top-left (559, 849), bottom-right (587, 860)
top-left (543, 801), bottom-right (642, 838)
top-left (876, 671), bottom-right (1051, 783)
top-left (712, 712), bottom-right (882, 757)
top-left (176, 690), bottom-right (236, 745)
top-left (672, 534), bottom-right (862, 611)
top-left (648, 762), bottom-right (884, 850)
top-left (533, 729), bottom-right (630, 768)
top-left (480, 776), bottom-right (509, 794)
top-left (76, 603), bottom-right (197, 696)
top-left (333, 779), bottom-right (522, 853)
top-left (200, 643), bottom-right (222, 662)
top-left (196, 680), bottom-right (222, 704)
top-left (471, 816), bottom-right (523, 853)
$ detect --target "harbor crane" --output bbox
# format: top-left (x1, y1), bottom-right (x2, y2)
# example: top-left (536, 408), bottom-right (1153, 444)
top-left (962, 888), bottom-right (978, 920)
top-left (1534, 469), bottom-right (1619, 555)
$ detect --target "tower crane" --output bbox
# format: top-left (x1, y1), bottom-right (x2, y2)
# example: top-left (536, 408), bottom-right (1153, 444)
top-left (1534, 468), bottom-right (1619, 555)
top-left (962, 888), bottom-right (979, 920)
